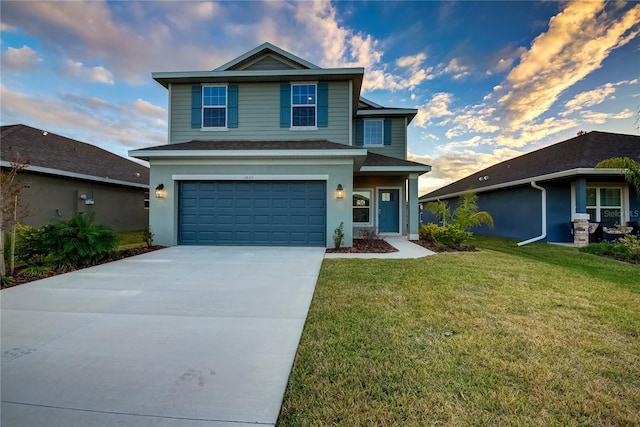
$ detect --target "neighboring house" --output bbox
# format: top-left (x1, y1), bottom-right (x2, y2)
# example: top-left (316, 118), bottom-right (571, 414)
top-left (130, 43), bottom-right (431, 247)
top-left (420, 131), bottom-right (640, 245)
top-left (1, 124), bottom-right (149, 231)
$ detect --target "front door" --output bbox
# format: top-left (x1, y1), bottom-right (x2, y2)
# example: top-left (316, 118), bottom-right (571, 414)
top-left (378, 189), bottom-right (400, 233)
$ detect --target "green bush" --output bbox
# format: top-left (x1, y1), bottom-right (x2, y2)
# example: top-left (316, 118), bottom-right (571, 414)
top-left (43, 212), bottom-right (117, 268)
top-left (580, 236), bottom-right (640, 264)
top-left (15, 224), bottom-right (49, 264)
top-left (419, 223), bottom-right (472, 249)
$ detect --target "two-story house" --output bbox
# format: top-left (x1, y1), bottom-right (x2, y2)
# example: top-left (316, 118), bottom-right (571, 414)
top-left (130, 43), bottom-right (431, 247)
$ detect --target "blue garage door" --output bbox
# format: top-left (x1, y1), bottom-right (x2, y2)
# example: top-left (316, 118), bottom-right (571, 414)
top-left (179, 181), bottom-right (326, 246)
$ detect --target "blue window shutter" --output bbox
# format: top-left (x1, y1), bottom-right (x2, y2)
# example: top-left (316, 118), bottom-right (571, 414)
top-left (191, 86), bottom-right (202, 129)
top-left (317, 83), bottom-right (328, 127)
top-left (227, 85), bottom-right (238, 128)
top-left (383, 119), bottom-right (392, 145)
top-left (280, 84), bottom-right (291, 128)
top-left (355, 120), bottom-right (364, 146)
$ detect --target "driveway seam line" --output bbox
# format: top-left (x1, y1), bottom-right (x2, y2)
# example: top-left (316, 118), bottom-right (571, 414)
top-left (1, 400), bottom-right (273, 425)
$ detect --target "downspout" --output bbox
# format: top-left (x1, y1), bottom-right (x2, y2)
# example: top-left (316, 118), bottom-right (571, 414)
top-left (517, 181), bottom-right (546, 246)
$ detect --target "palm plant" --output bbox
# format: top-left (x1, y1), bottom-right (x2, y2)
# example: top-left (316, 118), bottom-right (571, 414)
top-left (596, 157), bottom-right (640, 198)
top-left (425, 191), bottom-right (493, 231)
top-left (43, 212), bottom-right (117, 268)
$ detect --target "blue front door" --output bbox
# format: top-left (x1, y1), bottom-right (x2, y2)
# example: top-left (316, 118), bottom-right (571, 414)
top-left (378, 189), bottom-right (400, 233)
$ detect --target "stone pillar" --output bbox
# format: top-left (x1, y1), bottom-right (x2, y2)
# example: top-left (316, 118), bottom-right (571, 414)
top-left (573, 213), bottom-right (590, 247)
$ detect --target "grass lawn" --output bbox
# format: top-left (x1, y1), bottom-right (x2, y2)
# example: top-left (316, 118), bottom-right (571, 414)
top-left (279, 236), bottom-right (640, 426)
top-left (116, 230), bottom-right (147, 251)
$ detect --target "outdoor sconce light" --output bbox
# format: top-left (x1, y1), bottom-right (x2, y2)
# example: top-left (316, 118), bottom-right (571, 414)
top-left (155, 183), bottom-right (167, 199)
top-left (335, 184), bottom-right (345, 199)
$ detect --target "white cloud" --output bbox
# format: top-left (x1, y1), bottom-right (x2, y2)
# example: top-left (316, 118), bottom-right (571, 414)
top-left (396, 53), bottom-right (426, 69)
top-left (63, 59), bottom-right (114, 84)
top-left (1, 45), bottom-right (42, 71)
top-left (0, 84), bottom-right (166, 152)
top-left (444, 58), bottom-right (470, 80)
top-left (581, 108), bottom-right (634, 124)
top-left (494, 117), bottom-right (578, 148)
top-left (414, 93), bottom-right (455, 127)
top-left (496, 1), bottom-right (640, 128)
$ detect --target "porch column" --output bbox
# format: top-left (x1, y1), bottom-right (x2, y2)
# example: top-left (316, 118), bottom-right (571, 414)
top-left (408, 174), bottom-right (420, 240)
top-left (575, 177), bottom-right (587, 214)
top-left (573, 177), bottom-right (589, 247)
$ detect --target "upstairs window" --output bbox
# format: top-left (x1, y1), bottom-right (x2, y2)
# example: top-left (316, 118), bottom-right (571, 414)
top-left (364, 120), bottom-right (383, 146)
top-left (292, 84), bottom-right (316, 127)
top-left (203, 85), bottom-right (227, 128)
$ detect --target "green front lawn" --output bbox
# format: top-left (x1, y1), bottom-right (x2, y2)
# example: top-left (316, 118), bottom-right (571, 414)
top-left (116, 230), bottom-right (147, 251)
top-left (279, 236), bottom-right (640, 426)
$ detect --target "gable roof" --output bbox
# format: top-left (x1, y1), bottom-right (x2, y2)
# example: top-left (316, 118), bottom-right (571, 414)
top-left (214, 42), bottom-right (320, 71)
top-left (421, 131), bottom-right (640, 200)
top-left (1, 124), bottom-right (149, 188)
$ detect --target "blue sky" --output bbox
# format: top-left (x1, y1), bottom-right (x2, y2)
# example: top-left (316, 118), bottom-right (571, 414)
top-left (1, 0), bottom-right (638, 195)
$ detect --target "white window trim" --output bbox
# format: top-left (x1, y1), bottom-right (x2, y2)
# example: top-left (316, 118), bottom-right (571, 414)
top-left (376, 186), bottom-right (403, 235)
top-left (353, 188), bottom-right (374, 227)
top-left (364, 119), bottom-right (384, 147)
top-left (571, 182), bottom-right (629, 223)
top-left (290, 82), bottom-right (317, 130)
top-left (201, 83), bottom-right (228, 130)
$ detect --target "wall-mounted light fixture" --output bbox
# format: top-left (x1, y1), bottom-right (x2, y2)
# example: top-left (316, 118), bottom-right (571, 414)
top-left (155, 183), bottom-right (167, 199)
top-left (335, 184), bottom-right (345, 199)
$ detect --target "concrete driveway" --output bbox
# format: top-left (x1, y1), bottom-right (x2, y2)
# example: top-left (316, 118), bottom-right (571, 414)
top-left (1, 246), bottom-right (325, 426)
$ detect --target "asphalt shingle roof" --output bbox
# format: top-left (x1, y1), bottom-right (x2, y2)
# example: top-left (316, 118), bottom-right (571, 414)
top-left (363, 152), bottom-right (429, 168)
top-left (1, 124), bottom-right (149, 186)
top-left (422, 131), bottom-right (640, 200)
top-left (133, 139), bottom-right (356, 151)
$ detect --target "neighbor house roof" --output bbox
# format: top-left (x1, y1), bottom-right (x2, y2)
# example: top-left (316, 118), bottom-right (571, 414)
top-left (421, 131), bottom-right (640, 201)
top-left (1, 124), bottom-right (149, 188)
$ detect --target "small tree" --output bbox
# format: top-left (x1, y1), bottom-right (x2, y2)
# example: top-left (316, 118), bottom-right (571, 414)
top-left (425, 191), bottom-right (493, 231)
top-left (333, 222), bottom-right (344, 249)
top-left (0, 158), bottom-right (30, 276)
top-left (596, 157), bottom-right (640, 199)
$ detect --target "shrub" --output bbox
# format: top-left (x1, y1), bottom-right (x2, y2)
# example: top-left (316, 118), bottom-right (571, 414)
top-left (419, 223), bottom-right (472, 250)
top-left (14, 224), bottom-right (49, 264)
top-left (419, 223), bottom-right (439, 241)
top-left (580, 236), bottom-right (640, 264)
top-left (43, 212), bottom-right (117, 268)
top-left (143, 227), bottom-right (154, 247)
top-left (333, 222), bottom-right (344, 249)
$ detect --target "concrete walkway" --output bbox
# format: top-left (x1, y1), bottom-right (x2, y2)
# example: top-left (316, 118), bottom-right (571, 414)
top-left (324, 236), bottom-right (436, 259)
top-left (1, 246), bottom-right (325, 426)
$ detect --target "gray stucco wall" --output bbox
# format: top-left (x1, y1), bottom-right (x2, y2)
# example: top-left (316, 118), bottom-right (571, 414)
top-left (149, 158), bottom-right (354, 247)
top-left (170, 81), bottom-right (351, 145)
top-left (15, 172), bottom-right (148, 231)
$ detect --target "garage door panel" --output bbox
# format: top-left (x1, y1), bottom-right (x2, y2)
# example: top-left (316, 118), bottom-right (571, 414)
top-left (179, 181), bottom-right (326, 246)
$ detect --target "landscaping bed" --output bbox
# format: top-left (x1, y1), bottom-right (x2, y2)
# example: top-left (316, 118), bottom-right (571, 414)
top-left (2, 245), bottom-right (165, 288)
top-left (326, 238), bottom-right (398, 253)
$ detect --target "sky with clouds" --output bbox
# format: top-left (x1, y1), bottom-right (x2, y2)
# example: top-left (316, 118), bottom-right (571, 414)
top-left (1, 0), bottom-right (638, 195)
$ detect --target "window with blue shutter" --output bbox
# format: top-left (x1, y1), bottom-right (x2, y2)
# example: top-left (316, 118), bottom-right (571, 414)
top-left (355, 119), bottom-right (364, 146)
top-left (227, 85), bottom-right (238, 128)
top-left (280, 84), bottom-right (291, 128)
top-left (317, 83), bottom-right (328, 127)
top-left (383, 119), bottom-right (392, 145)
top-left (191, 86), bottom-right (202, 129)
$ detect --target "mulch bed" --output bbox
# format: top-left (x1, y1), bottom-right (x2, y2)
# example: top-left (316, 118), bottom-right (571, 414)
top-left (326, 238), bottom-right (398, 253)
top-left (2, 245), bottom-right (166, 288)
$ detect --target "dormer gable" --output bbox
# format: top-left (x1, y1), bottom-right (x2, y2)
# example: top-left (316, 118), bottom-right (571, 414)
top-left (214, 42), bottom-right (320, 71)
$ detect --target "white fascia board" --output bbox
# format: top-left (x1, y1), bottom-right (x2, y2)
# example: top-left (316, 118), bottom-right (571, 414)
top-left (356, 109), bottom-right (418, 116)
top-left (360, 165), bottom-right (432, 173)
top-left (173, 174), bottom-right (329, 181)
top-left (130, 149), bottom-right (368, 160)
top-left (420, 168), bottom-right (629, 202)
top-left (214, 42), bottom-right (321, 71)
top-left (0, 161), bottom-right (149, 189)
top-left (152, 68), bottom-right (365, 87)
